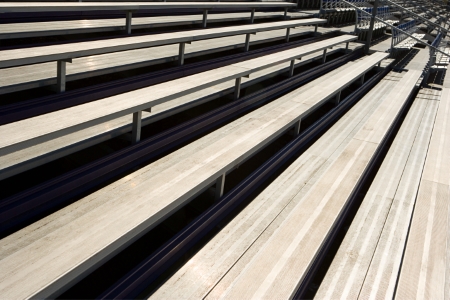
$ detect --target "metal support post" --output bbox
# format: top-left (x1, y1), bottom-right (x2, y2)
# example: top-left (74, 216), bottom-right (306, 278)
top-left (322, 48), bottom-right (327, 63)
top-left (126, 11), bottom-right (132, 35)
top-left (178, 42), bottom-right (186, 66)
top-left (234, 77), bottom-right (242, 100)
top-left (315, 24), bottom-right (318, 34)
top-left (57, 60), bottom-right (66, 93)
top-left (365, 0), bottom-right (379, 54)
top-left (289, 59), bottom-right (295, 77)
top-left (202, 9), bottom-right (208, 28)
top-left (284, 8), bottom-right (288, 20)
top-left (360, 73), bottom-right (365, 85)
top-left (346, 42), bottom-right (349, 51)
top-left (215, 174), bottom-right (225, 200)
top-left (334, 90), bottom-right (341, 105)
top-left (245, 33), bottom-right (251, 52)
top-left (132, 111), bottom-right (142, 144)
top-left (294, 119), bottom-right (301, 135)
top-left (56, 59), bottom-right (72, 93)
top-left (285, 27), bottom-right (291, 42)
top-left (250, 9), bottom-right (255, 23)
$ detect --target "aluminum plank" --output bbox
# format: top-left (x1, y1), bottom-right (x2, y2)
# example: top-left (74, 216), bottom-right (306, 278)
top-left (0, 19), bottom-right (325, 68)
top-left (0, 45), bottom-right (361, 180)
top-left (0, 2), bottom-right (295, 13)
top-left (0, 26), bottom-right (338, 94)
top-left (0, 53), bottom-right (383, 299)
top-left (0, 12), bottom-right (288, 39)
top-left (151, 74), bottom-right (398, 300)
top-left (395, 85), bottom-right (450, 299)
top-left (316, 50), bottom-right (435, 300)
top-left (0, 35), bottom-right (357, 157)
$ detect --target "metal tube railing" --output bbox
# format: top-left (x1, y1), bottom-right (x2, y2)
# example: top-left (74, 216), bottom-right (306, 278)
top-left (343, 0), bottom-right (450, 59)
top-left (383, 0), bottom-right (450, 34)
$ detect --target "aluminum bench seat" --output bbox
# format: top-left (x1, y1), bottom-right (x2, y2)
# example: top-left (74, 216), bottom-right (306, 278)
top-left (0, 19), bottom-right (325, 69)
top-left (315, 49), bottom-right (443, 300)
top-left (0, 2), bottom-right (295, 13)
top-left (0, 19), bottom-right (324, 93)
top-left (0, 42), bottom-right (363, 181)
top-left (0, 35), bottom-right (356, 159)
top-left (0, 12), bottom-right (292, 40)
top-left (395, 74), bottom-right (450, 299)
top-left (0, 51), bottom-right (386, 300)
top-left (0, 25), bottom-right (336, 95)
top-left (152, 53), bottom-right (402, 300)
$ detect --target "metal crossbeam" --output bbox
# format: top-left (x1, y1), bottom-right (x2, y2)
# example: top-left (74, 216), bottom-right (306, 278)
top-left (343, 0), bottom-right (450, 59)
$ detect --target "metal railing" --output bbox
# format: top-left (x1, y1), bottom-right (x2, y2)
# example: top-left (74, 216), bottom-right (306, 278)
top-left (383, 0), bottom-right (450, 35)
top-left (356, 6), bottom-right (392, 30)
top-left (429, 32), bottom-right (444, 66)
top-left (321, 0), bottom-right (367, 11)
top-left (391, 20), bottom-right (417, 48)
top-left (343, 0), bottom-right (450, 59)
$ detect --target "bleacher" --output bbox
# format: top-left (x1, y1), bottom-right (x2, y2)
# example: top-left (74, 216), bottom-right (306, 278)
top-left (391, 20), bottom-right (426, 51)
top-left (316, 47), bottom-right (450, 299)
top-left (1, 0), bottom-right (450, 299)
top-left (319, 0), bottom-right (365, 26)
top-left (0, 12), bottom-right (300, 40)
top-left (355, 6), bottom-right (398, 41)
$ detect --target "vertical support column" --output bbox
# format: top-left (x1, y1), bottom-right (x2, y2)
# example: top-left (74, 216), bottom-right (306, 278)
top-left (314, 24), bottom-right (318, 34)
top-left (234, 77), bottom-right (242, 100)
top-left (245, 33), bottom-right (251, 52)
top-left (57, 60), bottom-right (66, 93)
top-left (126, 11), bottom-right (132, 35)
top-left (322, 48), bottom-right (327, 63)
top-left (250, 9), bottom-right (255, 23)
top-left (215, 173), bottom-right (225, 201)
top-left (365, 0), bottom-right (379, 54)
top-left (285, 27), bottom-right (291, 42)
top-left (360, 73), bottom-right (365, 85)
top-left (284, 7), bottom-right (288, 20)
top-left (178, 42), bottom-right (186, 66)
top-left (333, 90), bottom-right (341, 105)
top-left (132, 111), bottom-right (142, 144)
top-left (203, 9), bottom-right (208, 28)
top-left (294, 119), bottom-right (301, 135)
top-left (346, 42), bottom-right (349, 51)
top-left (289, 59), bottom-right (295, 77)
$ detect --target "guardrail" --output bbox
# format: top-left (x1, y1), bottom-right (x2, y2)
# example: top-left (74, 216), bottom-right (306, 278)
top-left (391, 20), bottom-right (417, 48)
top-left (429, 32), bottom-right (444, 66)
top-left (356, 6), bottom-right (391, 30)
top-left (321, 0), bottom-right (367, 12)
top-left (343, 0), bottom-right (450, 60)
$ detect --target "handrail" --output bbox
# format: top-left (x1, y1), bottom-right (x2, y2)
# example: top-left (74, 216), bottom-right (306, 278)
top-left (343, 0), bottom-right (450, 59)
top-left (356, 5), bottom-right (392, 30)
top-left (392, 19), bottom-right (417, 48)
top-left (383, 0), bottom-right (450, 35)
top-left (320, 0), bottom-right (368, 12)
